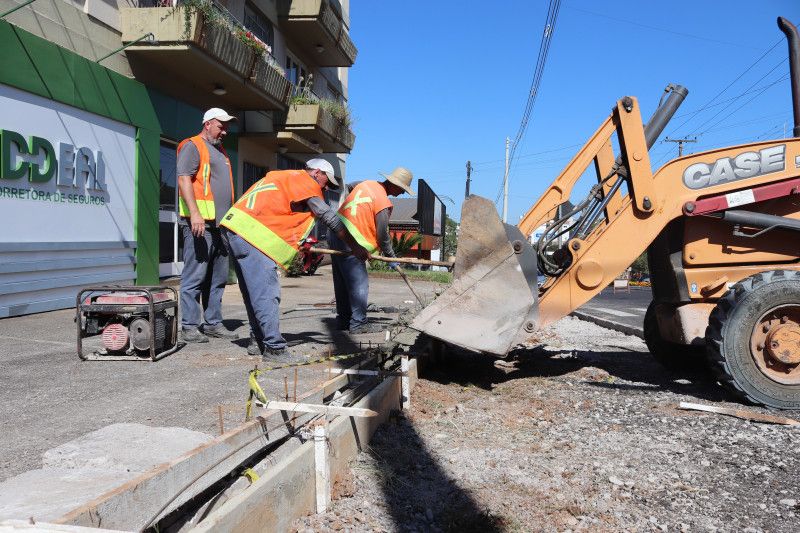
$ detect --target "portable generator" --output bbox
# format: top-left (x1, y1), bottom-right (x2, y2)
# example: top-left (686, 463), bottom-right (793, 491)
top-left (76, 286), bottom-right (178, 361)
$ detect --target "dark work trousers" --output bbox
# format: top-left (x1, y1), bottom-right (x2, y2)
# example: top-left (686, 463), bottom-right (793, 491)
top-left (328, 231), bottom-right (369, 330)
top-left (223, 229), bottom-right (287, 350)
top-left (179, 224), bottom-right (229, 331)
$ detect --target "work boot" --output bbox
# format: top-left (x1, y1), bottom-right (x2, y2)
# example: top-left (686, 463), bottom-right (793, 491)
top-left (202, 324), bottom-right (238, 339)
top-left (261, 347), bottom-right (305, 365)
top-left (247, 332), bottom-right (261, 356)
top-left (182, 328), bottom-right (209, 343)
top-left (349, 322), bottom-right (385, 335)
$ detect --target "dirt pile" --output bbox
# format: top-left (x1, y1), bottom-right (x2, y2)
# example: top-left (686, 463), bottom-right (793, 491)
top-left (293, 316), bottom-right (800, 532)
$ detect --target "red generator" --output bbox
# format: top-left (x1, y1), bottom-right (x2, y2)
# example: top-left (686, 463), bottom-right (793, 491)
top-left (76, 286), bottom-right (178, 361)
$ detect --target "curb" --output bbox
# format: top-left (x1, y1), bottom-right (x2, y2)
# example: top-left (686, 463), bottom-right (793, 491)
top-left (570, 310), bottom-right (644, 340)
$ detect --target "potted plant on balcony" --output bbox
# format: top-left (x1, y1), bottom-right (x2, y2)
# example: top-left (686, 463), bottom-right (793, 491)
top-left (238, 32), bottom-right (291, 105)
top-left (177, 0), bottom-right (255, 78)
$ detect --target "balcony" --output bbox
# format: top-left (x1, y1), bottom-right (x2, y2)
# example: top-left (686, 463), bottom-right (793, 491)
top-left (278, 0), bottom-right (357, 67)
top-left (281, 101), bottom-right (355, 153)
top-left (120, 7), bottom-right (292, 111)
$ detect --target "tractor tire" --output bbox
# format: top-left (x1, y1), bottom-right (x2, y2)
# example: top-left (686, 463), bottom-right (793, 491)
top-left (705, 270), bottom-right (800, 409)
top-left (643, 301), bottom-right (705, 371)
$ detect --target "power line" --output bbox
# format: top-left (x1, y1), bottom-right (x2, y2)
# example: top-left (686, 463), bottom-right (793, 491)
top-left (568, 6), bottom-right (761, 50)
top-left (663, 39), bottom-right (783, 136)
top-left (496, 0), bottom-right (562, 205)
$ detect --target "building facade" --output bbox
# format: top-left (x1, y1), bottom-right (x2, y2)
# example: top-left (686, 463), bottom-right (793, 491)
top-left (0, 0), bottom-right (356, 317)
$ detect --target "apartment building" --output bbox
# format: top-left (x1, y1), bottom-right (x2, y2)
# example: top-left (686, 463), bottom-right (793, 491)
top-left (0, 0), bottom-right (356, 317)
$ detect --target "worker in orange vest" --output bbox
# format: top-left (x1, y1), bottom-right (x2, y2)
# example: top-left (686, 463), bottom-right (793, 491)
top-left (330, 167), bottom-right (414, 334)
top-left (176, 108), bottom-right (238, 344)
top-left (220, 159), bottom-right (369, 362)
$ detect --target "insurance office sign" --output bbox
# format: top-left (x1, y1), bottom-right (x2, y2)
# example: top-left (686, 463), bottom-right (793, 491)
top-left (0, 84), bottom-right (135, 244)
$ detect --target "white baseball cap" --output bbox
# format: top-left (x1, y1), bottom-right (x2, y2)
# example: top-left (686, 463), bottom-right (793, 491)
top-left (202, 107), bottom-right (237, 123)
top-left (306, 158), bottom-right (338, 187)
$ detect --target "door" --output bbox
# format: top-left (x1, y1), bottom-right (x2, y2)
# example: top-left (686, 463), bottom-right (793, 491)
top-left (158, 139), bottom-right (183, 277)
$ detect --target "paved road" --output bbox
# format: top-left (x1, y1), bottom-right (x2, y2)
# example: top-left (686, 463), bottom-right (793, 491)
top-left (577, 286), bottom-right (653, 332)
top-left (0, 267), bottom-right (440, 482)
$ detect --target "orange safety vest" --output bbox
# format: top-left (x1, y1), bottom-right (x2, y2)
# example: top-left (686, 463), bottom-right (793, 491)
top-left (337, 180), bottom-right (393, 254)
top-left (177, 135), bottom-right (234, 221)
top-left (221, 170), bottom-right (323, 270)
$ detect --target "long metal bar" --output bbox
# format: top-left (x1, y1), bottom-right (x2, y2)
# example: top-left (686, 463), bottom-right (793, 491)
top-left (778, 17), bottom-right (800, 137)
top-left (96, 32), bottom-right (154, 64)
top-left (309, 246), bottom-right (453, 268)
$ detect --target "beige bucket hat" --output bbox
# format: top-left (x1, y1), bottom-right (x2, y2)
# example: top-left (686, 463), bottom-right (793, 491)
top-left (380, 167), bottom-right (415, 195)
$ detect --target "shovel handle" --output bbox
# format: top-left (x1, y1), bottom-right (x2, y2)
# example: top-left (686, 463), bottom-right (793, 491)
top-left (309, 247), bottom-right (454, 269)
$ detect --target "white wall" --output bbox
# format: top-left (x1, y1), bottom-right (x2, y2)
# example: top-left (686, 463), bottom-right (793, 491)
top-left (0, 83), bottom-right (137, 317)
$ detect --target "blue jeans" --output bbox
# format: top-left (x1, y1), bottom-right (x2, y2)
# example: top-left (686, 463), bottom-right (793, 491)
top-left (329, 232), bottom-right (369, 330)
top-left (224, 230), bottom-right (286, 350)
top-left (180, 224), bottom-right (229, 330)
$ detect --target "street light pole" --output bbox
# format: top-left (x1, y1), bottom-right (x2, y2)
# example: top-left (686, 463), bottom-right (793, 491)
top-left (502, 137), bottom-right (510, 223)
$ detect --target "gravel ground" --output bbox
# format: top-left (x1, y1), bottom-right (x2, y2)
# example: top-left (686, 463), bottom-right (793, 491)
top-left (293, 316), bottom-right (800, 532)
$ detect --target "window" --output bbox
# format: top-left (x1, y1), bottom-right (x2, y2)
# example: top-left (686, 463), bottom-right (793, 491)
top-left (242, 161), bottom-right (269, 192)
top-left (244, 3), bottom-right (274, 50)
top-left (277, 154), bottom-right (304, 171)
top-left (285, 54), bottom-right (308, 88)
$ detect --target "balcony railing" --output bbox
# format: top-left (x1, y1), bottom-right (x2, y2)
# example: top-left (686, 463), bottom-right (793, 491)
top-left (278, 0), bottom-right (358, 67)
top-left (120, 3), bottom-right (292, 110)
top-left (278, 88), bottom-right (355, 153)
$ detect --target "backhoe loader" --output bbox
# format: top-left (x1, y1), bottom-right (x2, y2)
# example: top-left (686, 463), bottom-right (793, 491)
top-left (413, 16), bottom-right (800, 409)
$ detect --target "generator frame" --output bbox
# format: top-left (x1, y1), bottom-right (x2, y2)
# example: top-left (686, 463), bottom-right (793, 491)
top-left (76, 285), bottom-right (179, 362)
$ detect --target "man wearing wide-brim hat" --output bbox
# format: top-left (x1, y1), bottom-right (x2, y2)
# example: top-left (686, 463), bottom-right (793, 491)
top-left (330, 167), bottom-right (414, 334)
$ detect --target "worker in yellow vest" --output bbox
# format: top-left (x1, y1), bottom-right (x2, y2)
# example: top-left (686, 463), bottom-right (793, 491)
top-left (220, 159), bottom-right (369, 362)
top-left (176, 108), bottom-right (238, 344)
top-left (331, 167), bottom-right (414, 334)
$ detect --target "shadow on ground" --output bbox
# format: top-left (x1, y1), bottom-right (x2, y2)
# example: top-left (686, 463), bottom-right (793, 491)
top-left (420, 343), bottom-right (727, 404)
top-left (362, 412), bottom-right (505, 533)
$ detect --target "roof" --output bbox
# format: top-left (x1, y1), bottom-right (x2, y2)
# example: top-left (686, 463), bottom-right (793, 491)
top-left (389, 198), bottom-right (418, 225)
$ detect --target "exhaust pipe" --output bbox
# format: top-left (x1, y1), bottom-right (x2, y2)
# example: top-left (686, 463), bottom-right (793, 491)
top-left (778, 17), bottom-right (800, 137)
top-left (643, 84), bottom-right (689, 148)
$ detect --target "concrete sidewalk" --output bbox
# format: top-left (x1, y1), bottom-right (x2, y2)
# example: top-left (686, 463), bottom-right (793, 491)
top-left (0, 266), bottom-right (439, 482)
top-left (570, 310), bottom-right (644, 339)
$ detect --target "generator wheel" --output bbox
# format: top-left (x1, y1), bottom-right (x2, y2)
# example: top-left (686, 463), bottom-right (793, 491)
top-left (643, 301), bottom-right (705, 370)
top-left (705, 270), bottom-right (800, 409)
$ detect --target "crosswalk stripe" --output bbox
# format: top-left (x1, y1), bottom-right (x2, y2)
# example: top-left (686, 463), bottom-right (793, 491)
top-left (585, 306), bottom-right (638, 318)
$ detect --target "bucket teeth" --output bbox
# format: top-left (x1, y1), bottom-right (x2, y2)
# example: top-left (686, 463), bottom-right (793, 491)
top-left (412, 196), bottom-right (539, 355)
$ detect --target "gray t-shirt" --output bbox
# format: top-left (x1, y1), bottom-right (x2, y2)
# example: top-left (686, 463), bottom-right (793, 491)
top-left (176, 138), bottom-right (233, 225)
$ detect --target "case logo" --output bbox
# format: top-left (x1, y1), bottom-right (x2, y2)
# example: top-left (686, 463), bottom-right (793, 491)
top-left (682, 145), bottom-right (785, 189)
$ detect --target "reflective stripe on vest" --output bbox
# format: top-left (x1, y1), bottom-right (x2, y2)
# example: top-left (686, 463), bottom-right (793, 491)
top-left (223, 206), bottom-right (316, 269)
top-left (338, 214), bottom-right (378, 254)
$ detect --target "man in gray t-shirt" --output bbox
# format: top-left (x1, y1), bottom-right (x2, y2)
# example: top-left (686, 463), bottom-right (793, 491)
top-left (176, 108), bottom-right (238, 343)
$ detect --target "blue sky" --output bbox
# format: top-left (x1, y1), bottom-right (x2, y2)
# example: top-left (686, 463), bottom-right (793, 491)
top-left (346, 0), bottom-right (800, 223)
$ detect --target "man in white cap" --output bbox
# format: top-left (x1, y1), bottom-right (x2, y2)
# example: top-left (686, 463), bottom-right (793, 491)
top-left (330, 167), bottom-right (414, 334)
top-left (220, 158), bottom-right (369, 362)
top-left (176, 108), bottom-right (238, 343)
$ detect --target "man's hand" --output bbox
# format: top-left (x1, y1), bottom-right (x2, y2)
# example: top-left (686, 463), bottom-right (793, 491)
top-left (350, 243), bottom-right (370, 262)
top-left (190, 212), bottom-right (205, 237)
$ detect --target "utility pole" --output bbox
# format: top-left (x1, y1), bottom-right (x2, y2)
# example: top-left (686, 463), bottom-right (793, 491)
top-left (465, 160), bottom-right (472, 199)
top-left (502, 137), bottom-right (510, 223)
top-left (664, 136), bottom-right (697, 157)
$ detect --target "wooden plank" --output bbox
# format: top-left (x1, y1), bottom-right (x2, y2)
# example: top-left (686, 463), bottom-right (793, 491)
top-left (313, 425), bottom-right (330, 513)
top-left (255, 401), bottom-right (378, 418)
top-left (677, 402), bottom-right (800, 426)
top-left (327, 368), bottom-right (405, 377)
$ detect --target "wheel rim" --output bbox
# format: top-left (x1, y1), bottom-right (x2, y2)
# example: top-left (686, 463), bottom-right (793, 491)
top-left (750, 304), bottom-right (800, 384)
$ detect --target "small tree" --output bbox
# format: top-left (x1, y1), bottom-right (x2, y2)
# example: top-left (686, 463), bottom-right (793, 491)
top-left (443, 216), bottom-right (458, 260)
top-left (369, 232), bottom-right (422, 271)
top-left (631, 251), bottom-right (649, 278)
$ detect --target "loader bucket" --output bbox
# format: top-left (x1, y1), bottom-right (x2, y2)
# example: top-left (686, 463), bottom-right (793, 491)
top-left (411, 195), bottom-right (540, 356)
